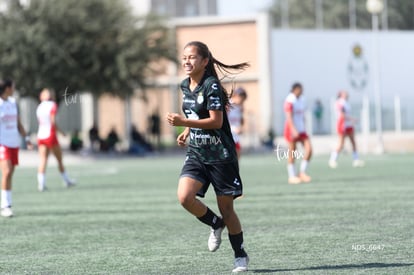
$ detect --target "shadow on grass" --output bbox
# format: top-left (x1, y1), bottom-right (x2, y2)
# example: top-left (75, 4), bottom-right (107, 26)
top-left (252, 262), bottom-right (413, 273)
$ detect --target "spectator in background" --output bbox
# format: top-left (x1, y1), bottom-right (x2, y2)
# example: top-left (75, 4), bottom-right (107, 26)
top-left (129, 124), bottom-right (153, 155)
top-left (105, 127), bottom-right (119, 152)
top-left (70, 130), bottom-right (83, 152)
top-left (313, 99), bottom-right (324, 134)
top-left (89, 123), bottom-right (100, 152)
top-left (149, 112), bottom-right (161, 149)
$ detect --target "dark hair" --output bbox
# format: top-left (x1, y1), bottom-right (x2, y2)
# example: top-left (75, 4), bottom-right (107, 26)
top-left (235, 87), bottom-right (247, 99)
top-left (0, 79), bottom-right (13, 96)
top-left (184, 41), bottom-right (250, 106)
top-left (291, 82), bottom-right (302, 92)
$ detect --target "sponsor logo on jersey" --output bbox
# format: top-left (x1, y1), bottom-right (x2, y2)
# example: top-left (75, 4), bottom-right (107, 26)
top-left (191, 132), bottom-right (222, 146)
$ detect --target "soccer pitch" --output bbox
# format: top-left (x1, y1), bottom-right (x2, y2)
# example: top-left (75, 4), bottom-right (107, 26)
top-left (1, 152), bottom-right (413, 274)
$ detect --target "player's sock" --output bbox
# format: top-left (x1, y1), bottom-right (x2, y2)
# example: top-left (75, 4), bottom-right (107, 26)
top-left (330, 151), bottom-right (338, 161)
top-left (229, 232), bottom-right (248, 258)
top-left (37, 173), bottom-right (46, 188)
top-left (287, 164), bottom-right (296, 178)
top-left (1, 190), bottom-right (11, 208)
top-left (61, 172), bottom-right (71, 184)
top-left (352, 151), bottom-right (359, 160)
top-left (300, 160), bottom-right (309, 173)
top-left (197, 207), bottom-right (224, 229)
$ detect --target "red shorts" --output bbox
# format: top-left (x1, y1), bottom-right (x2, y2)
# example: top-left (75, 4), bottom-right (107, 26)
top-left (38, 135), bottom-right (59, 148)
top-left (0, 146), bottom-right (19, 165)
top-left (338, 126), bottom-right (354, 136)
top-left (284, 128), bottom-right (309, 143)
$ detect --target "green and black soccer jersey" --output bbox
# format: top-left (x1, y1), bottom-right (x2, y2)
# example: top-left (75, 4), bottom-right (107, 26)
top-left (181, 73), bottom-right (237, 164)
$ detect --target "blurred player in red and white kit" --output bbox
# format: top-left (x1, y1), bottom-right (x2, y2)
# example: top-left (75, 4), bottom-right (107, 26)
top-left (0, 79), bottom-right (32, 217)
top-left (283, 83), bottom-right (312, 184)
top-left (228, 87), bottom-right (247, 159)
top-left (329, 91), bottom-right (364, 168)
top-left (36, 88), bottom-right (75, 191)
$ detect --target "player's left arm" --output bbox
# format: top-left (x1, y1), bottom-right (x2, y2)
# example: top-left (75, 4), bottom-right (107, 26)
top-left (17, 116), bottom-right (33, 149)
top-left (50, 104), bottom-right (65, 136)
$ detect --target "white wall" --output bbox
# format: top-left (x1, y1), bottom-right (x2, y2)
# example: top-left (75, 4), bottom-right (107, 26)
top-left (271, 30), bottom-right (414, 134)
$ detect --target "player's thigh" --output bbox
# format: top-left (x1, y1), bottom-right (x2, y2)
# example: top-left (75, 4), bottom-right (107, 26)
top-left (50, 145), bottom-right (63, 161)
top-left (177, 176), bottom-right (203, 202)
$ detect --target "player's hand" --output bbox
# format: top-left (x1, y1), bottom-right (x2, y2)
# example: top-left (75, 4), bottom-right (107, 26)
top-left (177, 131), bottom-right (189, 147)
top-left (235, 127), bottom-right (242, 135)
top-left (26, 141), bottom-right (34, 150)
top-left (291, 128), bottom-right (299, 139)
top-left (167, 113), bottom-right (186, 127)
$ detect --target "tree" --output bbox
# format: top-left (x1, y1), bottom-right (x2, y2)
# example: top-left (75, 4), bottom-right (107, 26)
top-left (0, 0), bottom-right (176, 100)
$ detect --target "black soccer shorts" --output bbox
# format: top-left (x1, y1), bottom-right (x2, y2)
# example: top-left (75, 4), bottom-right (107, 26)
top-left (180, 155), bottom-right (243, 199)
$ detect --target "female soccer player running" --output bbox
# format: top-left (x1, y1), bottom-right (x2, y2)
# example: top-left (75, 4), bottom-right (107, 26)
top-left (283, 83), bottom-right (312, 184)
top-left (166, 41), bottom-right (249, 273)
top-left (36, 88), bottom-right (74, 191)
top-left (0, 79), bottom-right (32, 217)
top-left (329, 91), bottom-right (364, 168)
top-left (228, 87), bottom-right (247, 159)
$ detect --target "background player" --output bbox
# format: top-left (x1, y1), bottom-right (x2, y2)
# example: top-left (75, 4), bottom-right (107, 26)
top-left (329, 90), bottom-right (365, 168)
top-left (37, 88), bottom-right (75, 191)
top-left (228, 87), bottom-right (247, 159)
top-left (283, 82), bottom-right (312, 184)
top-left (166, 41), bottom-right (249, 272)
top-left (0, 79), bottom-right (32, 217)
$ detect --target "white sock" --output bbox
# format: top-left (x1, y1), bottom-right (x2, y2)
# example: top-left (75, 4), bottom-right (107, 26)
top-left (1, 190), bottom-right (11, 208)
top-left (287, 164), bottom-right (296, 178)
top-left (61, 172), bottom-right (71, 184)
top-left (352, 151), bottom-right (359, 160)
top-left (37, 173), bottom-right (46, 188)
top-left (300, 160), bottom-right (309, 173)
top-left (330, 151), bottom-right (338, 161)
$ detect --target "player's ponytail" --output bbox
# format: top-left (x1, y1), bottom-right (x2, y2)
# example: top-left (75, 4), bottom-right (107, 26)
top-left (184, 41), bottom-right (249, 106)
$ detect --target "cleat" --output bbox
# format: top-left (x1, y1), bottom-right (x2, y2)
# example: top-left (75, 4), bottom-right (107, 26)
top-left (329, 160), bottom-right (338, 169)
top-left (65, 180), bottom-right (76, 188)
top-left (1, 207), bottom-right (13, 218)
top-left (299, 173), bottom-right (311, 183)
top-left (208, 226), bottom-right (224, 252)
top-left (232, 256), bottom-right (249, 273)
top-left (38, 185), bottom-right (47, 192)
top-left (288, 177), bottom-right (301, 184)
top-left (353, 159), bottom-right (365, 167)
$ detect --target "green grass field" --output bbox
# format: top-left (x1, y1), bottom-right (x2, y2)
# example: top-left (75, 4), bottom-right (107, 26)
top-left (0, 152), bottom-right (413, 274)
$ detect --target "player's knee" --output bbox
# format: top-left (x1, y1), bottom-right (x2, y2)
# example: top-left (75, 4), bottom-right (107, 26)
top-left (177, 192), bottom-right (194, 208)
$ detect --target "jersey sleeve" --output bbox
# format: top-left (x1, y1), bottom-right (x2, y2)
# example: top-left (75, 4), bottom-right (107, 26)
top-left (51, 102), bottom-right (58, 115)
top-left (206, 79), bottom-right (224, 111)
top-left (284, 101), bottom-right (293, 113)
